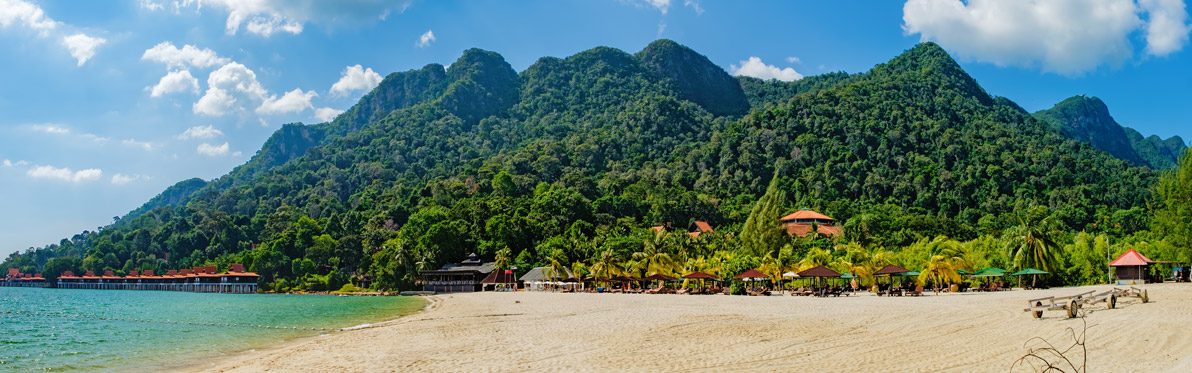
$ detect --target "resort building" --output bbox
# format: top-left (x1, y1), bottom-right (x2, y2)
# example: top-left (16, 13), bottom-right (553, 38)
top-left (519, 267), bottom-right (578, 291)
top-left (780, 208), bottom-right (844, 238)
top-left (55, 264), bottom-right (259, 293)
top-left (2, 268), bottom-right (48, 288)
top-left (418, 253), bottom-right (496, 293)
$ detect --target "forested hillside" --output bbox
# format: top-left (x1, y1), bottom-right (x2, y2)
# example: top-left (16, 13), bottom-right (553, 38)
top-left (6, 40), bottom-right (1189, 291)
top-left (1034, 95), bottom-right (1187, 169)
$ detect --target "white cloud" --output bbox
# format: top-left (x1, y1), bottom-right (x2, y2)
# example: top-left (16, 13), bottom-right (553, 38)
top-left (902, 0), bottom-right (1192, 75)
top-left (177, 125), bottom-right (223, 140)
top-left (81, 133), bottom-right (109, 143)
top-left (314, 107), bottom-right (343, 122)
top-left (416, 29), bottom-right (435, 47)
top-left (729, 57), bottom-right (803, 81)
top-left (122, 139), bottom-right (154, 151)
top-left (27, 165), bottom-right (102, 183)
top-left (197, 142), bottom-right (231, 157)
top-left (30, 124), bottom-right (70, 134)
top-left (0, 0), bottom-right (58, 35)
top-left (194, 62), bottom-right (268, 116)
top-left (139, 0), bottom-right (164, 11)
top-left (683, 0), bottom-right (704, 15)
top-left (257, 88), bottom-right (317, 115)
top-left (62, 33), bottom-right (106, 66)
top-left (330, 64), bottom-right (383, 97)
top-left (2, 159), bottom-right (10, 167)
top-left (644, 0), bottom-right (671, 14)
top-left (150, 69), bottom-right (200, 97)
top-left (786, 56), bottom-right (800, 64)
top-left (177, 0), bottom-right (403, 37)
top-left (110, 173), bottom-right (144, 185)
top-left (141, 42), bottom-right (229, 69)
top-left (1140, 0), bottom-right (1192, 56)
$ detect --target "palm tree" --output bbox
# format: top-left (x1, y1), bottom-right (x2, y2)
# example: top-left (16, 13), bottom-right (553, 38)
top-left (1004, 205), bottom-right (1060, 273)
top-left (589, 247), bottom-right (621, 286)
top-left (493, 247), bottom-right (512, 272)
top-left (633, 232), bottom-right (677, 277)
top-left (917, 237), bottom-right (970, 293)
top-left (545, 248), bottom-right (569, 282)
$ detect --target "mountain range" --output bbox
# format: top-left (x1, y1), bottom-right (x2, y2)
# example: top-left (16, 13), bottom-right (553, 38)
top-left (3, 40), bottom-right (1179, 290)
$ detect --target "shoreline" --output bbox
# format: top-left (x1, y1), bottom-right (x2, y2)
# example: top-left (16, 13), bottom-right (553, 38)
top-left (178, 295), bottom-right (434, 372)
top-left (199, 284), bottom-right (1192, 372)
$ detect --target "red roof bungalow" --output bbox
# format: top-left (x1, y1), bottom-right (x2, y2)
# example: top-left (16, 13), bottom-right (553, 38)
top-left (1110, 248), bottom-right (1154, 284)
top-left (688, 221), bottom-right (714, 238)
top-left (780, 208), bottom-right (844, 238)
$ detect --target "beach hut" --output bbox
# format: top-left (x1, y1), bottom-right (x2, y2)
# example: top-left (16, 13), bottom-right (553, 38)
top-left (1110, 248), bottom-right (1154, 284)
top-left (796, 265), bottom-right (841, 295)
top-left (874, 264), bottom-right (910, 290)
top-left (480, 269), bottom-right (517, 291)
top-left (519, 267), bottom-right (575, 291)
top-left (682, 271), bottom-right (718, 292)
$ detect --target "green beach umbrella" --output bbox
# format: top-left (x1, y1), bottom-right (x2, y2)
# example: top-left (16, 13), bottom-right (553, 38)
top-left (1011, 268), bottom-right (1048, 288)
top-left (897, 271), bottom-right (920, 276)
top-left (972, 267), bottom-right (1008, 277)
top-left (1010, 268), bottom-right (1048, 276)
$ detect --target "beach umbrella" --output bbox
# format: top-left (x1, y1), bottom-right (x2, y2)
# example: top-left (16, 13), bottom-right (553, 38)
top-left (797, 266), bottom-right (841, 294)
top-left (972, 267), bottom-right (1008, 276)
top-left (734, 269), bottom-right (767, 279)
top-left (874, 264), bottom-right (911, 289)
top-left (682, 271), bottom-right (718, 291)
top-left (1011, 268), bottom-right (1048, 288)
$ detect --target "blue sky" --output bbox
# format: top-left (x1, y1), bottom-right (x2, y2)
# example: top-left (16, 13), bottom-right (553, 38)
top-left (2, 0), bottom-right (1190, 257)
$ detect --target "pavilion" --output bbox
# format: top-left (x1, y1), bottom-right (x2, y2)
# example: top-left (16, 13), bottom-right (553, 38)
top-left (1110, 248), bottom-right (1154, 285)
top-left (780, 208), bottom-right (844, 238)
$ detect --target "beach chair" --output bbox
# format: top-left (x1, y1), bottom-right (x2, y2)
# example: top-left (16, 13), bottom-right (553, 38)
top-left (910, 286), bottom-right (923, 296)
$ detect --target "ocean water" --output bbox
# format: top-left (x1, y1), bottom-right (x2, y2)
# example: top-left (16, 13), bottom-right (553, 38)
top-left (0, 287), bottom-right (425, 371)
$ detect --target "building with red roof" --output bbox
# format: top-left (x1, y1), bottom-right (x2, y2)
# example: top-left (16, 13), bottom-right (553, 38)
top-left (1110, 248), bottom-right (1154, 284)
top-left (780, 208), bottom-right (844, 238)
top-left (687, 221), bottom-right (714, 238)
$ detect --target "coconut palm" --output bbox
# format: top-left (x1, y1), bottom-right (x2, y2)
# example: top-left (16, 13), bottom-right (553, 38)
top-left (493, 247), bottom-right (512, 271)
top-left (633, 233), bottom-right (677, 277)
top-left (917, 237), bottom-right (970, 293)
top-left (545, 248), bottom-right (569, 281)
top-left (797, 247), bottom-right (832, 271)
top-left (589, 247), bottom-right (621, 282)
top-left (1004, 205), bottom-right (1060, 273)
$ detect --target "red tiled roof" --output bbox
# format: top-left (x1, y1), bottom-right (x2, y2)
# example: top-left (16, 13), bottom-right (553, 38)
top-left (874, 265), bottom-right (911, 275)
top-left (649, 226), bottom-right (665, 233)
top-left (784, 224), bottom-right (844, 238)
top-left (1110, 248), bottom-right (1154, 267)
top-left (7, 268), bottom-right (19, 276)
top-left (779, 209), bottom-right (835, 222)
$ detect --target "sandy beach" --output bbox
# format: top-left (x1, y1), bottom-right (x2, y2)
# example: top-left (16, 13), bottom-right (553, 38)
top-left (199, 284), bottom-right (1192, 372)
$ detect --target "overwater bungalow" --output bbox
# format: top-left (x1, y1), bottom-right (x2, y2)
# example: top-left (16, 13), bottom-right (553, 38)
top-left (55, 264), bottom-right (258, 293)
top-left (2, 268), bottom-right (48, 287)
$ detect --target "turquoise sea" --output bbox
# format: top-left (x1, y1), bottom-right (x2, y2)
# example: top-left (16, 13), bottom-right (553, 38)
top-left (0, 287), bottom-right (425, 371)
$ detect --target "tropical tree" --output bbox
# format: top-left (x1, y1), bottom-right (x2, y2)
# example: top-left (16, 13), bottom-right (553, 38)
top-left (740, 169), bottom-right (789, 257)
top-left (916, 236), bottom-right (970, 293)
top-left (1004, 205), bottom-right (1061, 273)
top-left (589, 247), bottom-right (621, 281)
top-left (494, 246), bottom-right (512, 271)
top-left (1154, 148), bottom-right (1192, 262)
top-left (545, 248), bottom-right (569, 281)
top-left (633, 232), bottom-right (677, 277)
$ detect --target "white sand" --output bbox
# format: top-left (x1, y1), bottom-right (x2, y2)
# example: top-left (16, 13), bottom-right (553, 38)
top-left (200, 284), bottom-right (1192, 372)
